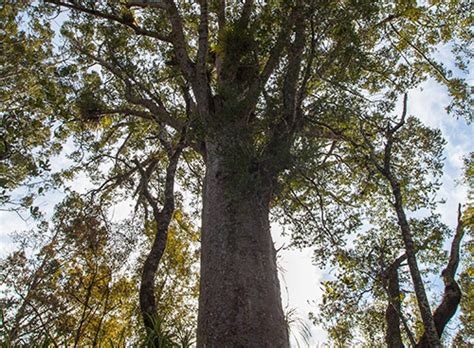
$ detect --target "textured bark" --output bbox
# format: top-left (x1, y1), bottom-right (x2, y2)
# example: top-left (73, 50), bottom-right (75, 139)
top-left (140, 214), bottom-right (171, 335)
top-left (137, 146), bottom-right (182, 347)
top-left (389, 180), bottom-right (441, 348)
top-left (197, 142), bottom-right (289, 347)
top-left (415, 282), bottom-right (461, 348)
top-left (384, 261), bottom-right (404, 348)
top-left (416, 205), bottom-right (465, 348)
top-left (376, 95), bottom-right (440, 348)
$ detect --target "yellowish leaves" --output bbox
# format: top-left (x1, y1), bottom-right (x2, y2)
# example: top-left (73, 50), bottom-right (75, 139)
top-left (100, 115), bottom-right (113, 128)
top-left (402, 7), bottom-right (423, 21)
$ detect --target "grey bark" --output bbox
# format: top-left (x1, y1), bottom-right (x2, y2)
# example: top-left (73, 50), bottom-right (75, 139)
top-left (384, 258), bottom-right (404, 348)
top-left (416, 205), bottom-right (465, 347)
top-left (136, 144), bottom-right (183, 347)
top-left (375, 94), bottom-right (441, 348)
top-left (388, 179), bottom-right (440, 348)
top-left (196, 141), bottom-right (289, 348)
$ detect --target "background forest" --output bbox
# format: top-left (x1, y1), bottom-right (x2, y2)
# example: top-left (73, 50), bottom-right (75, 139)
top-left (0, 0), bottom-right (473, 347)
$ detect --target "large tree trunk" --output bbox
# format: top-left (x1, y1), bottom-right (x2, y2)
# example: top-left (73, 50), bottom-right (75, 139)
top-left (196, 142), bottom-right (289, 347)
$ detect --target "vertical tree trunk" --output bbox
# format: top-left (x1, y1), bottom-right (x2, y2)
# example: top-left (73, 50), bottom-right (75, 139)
top-left (375, 97), bottom-right (440, 348)
top-left (385, 265), bottom-right (404, 348)
top-left (140, 217), bottom-right (170, 340)
top-left (390, 181), bottom-right (441, 348)
top-left (415, 281), bottom-right (461, 348)
top-left (135, 146), bottom-right (182, 347)
top-left (197, 142), bottom-right (289, 347)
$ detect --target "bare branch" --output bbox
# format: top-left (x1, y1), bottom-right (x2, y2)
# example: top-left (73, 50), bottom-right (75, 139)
top-left (45, 0), bottom-right (172, 43)
top-left (444, 204), bottom-right (464, 278)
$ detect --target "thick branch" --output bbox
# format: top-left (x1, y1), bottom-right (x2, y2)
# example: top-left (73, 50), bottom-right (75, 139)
top-left (48, 0), bottom-right (200, 119)
top-left (384, 254), bottom-right (417, 348)
top-left (216, 0), bottom-right (226, 30)
top-left (135, 139), bottom-right (184, 344)
top-left (385, 165), bottom-right (440, 348)
top-left (282, 4), bottom-right (306, 131)
top-left (238, 0), bottom-right (254, 29)
top-left (416, 205), bottom-right (465, 347)
top-left (195, 0), bottom-right (210, 115)
top-left (365, 95), bottom-right (441, 348)
top-left (196, 0), bottom-right (209, 74)
top-left (297, 15), bottom-right (317, 110)
top-left (162, 1), bottom-right (197, 90)
top-left (259, 5), bottom-right (305, 174)
top-left (384, 263), bottom-right (403, 348)
top-left (244, 6), bottom-right (299, 113)
top-left (383, 93), bottom-right (407, 174)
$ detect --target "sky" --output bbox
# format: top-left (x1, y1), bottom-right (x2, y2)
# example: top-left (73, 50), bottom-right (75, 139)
top-left (273, 75), bottom-right (473, 346)
top-left (1, 8), bottom-right (473, 347)
top-left (1, 76), bottom-right (471, 347)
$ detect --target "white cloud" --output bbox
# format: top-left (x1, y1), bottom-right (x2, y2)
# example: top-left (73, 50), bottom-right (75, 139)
top-left (273, 224), bottom-right (328, 346)
top-left (275, 76), bottom-right (473, 346)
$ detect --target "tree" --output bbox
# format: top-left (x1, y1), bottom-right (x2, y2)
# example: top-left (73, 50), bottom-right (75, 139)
top-left (452, 153), bottom-right (474, 347)
top-left (315, 210), bottom-right (466, 347)
top-left (310, 102), bottom-right (469, 347)
top-left (2, 0), bottom-right (472, 345)
top-left (0, 2), bottom-right (67, 217)
top-left (0, 194), bottom-right (137, 346)
top-left (0, 193), bottom-right (199, 346)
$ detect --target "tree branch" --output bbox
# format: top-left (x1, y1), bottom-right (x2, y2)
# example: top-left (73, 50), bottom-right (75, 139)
top-left (134, 136), bottom-right (185, 344)
top-left (45, 0), bottom-right (172, 42)
top-left (162, 0), bottom-right (197, 89)
top-left (195, 0), bottom-right (211, 115)
top-left (416, 204), bottom-right (465, 347)
top-left (238, 0), bottom-right (254, 29)
top-left (244, 6), bottom-right (299, 112)
top-left (69, 38), bottom-right (184, 130)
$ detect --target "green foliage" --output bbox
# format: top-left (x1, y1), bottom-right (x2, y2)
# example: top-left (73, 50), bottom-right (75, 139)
top-left (284, 307), bottom-right (312, 348)
top-left (452, 153), bottom-right (474, 346)
top-left (0, 0), bottom-right (472, 345)
top-left (0, 194), bottom-right (199, 346)
top-left (0, 3), bottom-right (69, 215)
top-left (147, 209), bottom-right (200, 343)
top-left (0, 194), bottom-right (135, 345)
top-left (138, 314), bottom-right (194, 348)
top-left (313, 215), bottom-right (450, 346)
top-left (306, 100), bottom-right (460, 346)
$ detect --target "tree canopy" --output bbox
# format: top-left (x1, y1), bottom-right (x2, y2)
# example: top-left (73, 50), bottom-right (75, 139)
top-left (0, 0), bottom-right (472, 346)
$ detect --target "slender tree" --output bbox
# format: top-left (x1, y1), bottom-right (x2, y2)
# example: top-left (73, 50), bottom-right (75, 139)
top-left (312, 99), bottom-right (469, 347)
